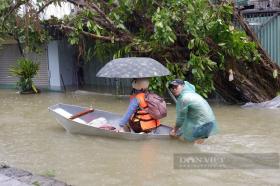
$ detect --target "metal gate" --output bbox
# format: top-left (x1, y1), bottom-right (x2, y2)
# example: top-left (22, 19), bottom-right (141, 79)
top-left (0, 44), bottom-right (49, 88)
top-left (243, 10), bottom-right (280, 66)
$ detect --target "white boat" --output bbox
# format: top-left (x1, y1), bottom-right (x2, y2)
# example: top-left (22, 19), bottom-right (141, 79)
top-left (48, 103), bottom-right (172, 140)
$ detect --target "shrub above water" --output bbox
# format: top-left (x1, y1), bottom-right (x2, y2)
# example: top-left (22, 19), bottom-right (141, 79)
top-left (9, 58), bottom-right (40, 94)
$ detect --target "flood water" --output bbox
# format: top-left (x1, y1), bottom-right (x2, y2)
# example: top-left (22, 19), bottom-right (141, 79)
top-left (0, 89), bottom-right (279, 186)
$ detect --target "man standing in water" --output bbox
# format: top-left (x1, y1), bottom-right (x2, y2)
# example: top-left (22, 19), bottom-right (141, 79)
top-left (169, 79), bottom-right (218, 144)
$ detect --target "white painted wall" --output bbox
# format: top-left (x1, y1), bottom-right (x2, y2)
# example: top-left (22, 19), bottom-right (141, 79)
top-left (48, 41), bottom-right (61, 91)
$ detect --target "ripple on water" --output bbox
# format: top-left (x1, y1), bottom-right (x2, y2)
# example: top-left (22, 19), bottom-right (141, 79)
top-left (0, 89), bottom-right (280, 186)
top-left (196, 134), bottom-right (279, 153)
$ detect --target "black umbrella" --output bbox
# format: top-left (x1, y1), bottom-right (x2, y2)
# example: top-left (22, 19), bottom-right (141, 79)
top-left (96, 57), bottom-right (170, 78)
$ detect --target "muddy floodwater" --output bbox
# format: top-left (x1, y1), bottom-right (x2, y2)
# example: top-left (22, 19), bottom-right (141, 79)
top-left (0, 89), bottom-right (279, 186)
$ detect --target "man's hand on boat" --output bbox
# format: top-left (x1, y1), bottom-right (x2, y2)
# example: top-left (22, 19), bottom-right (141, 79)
top-left (116, 127), bottom-right (125, 132)
top-left (170, 127), bottom-right (180, 138)
top-left (116, 125), bottom-right (130, 132)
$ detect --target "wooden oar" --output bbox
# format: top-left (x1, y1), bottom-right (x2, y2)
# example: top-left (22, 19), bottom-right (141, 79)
top-left (69, 108), bottom-right (94, 120)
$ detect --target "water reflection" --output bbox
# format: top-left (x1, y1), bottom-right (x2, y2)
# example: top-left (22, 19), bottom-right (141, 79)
top-left (0, 89), bottom-right (279, 186)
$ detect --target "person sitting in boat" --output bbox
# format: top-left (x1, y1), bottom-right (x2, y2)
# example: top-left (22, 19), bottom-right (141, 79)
top-left (168, 79), bottom-right (218, 144)
top-left (118, 78), bottom-right (160, 133)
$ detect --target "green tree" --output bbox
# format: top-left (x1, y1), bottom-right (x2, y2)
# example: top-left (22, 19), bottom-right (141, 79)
top-left (1, 0), bottom-right (279, 102)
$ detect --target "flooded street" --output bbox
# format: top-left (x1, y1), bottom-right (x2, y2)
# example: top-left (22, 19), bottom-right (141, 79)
top-left (0, 89), bottom-right (279, 186)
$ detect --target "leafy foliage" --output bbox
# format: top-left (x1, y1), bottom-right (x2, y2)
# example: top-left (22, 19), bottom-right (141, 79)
top-left (149, 62), bottom-right (186, 95)
top-left (0, 0), bottom-right (50, 53)
top-left (9, 58), bottom-right (40, 93)
top-left (0, 0), bottom-right (262, 97)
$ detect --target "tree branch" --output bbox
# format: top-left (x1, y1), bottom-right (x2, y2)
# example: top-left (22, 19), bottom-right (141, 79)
top-left (65, 0), bottom-right (86, 7)
top-left (64, 0), bottom-right (132, 39)
top-left (56, 25), bottom-right (130, 42)
top-left (37, 0), bottom-right (57, 14)
top-left (86, 2), bottom-right (114, 28)
top-left (2, 1), bottom-right (26, 28)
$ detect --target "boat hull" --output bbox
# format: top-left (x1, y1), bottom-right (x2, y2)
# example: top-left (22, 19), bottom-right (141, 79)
top-left (48, 103), bottom-right (172, 140)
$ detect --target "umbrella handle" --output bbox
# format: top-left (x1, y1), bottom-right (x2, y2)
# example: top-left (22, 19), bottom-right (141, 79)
top-left (166, 82), bottom-right (177, 104)
top-left (69, 108), bottom-right (94, 120)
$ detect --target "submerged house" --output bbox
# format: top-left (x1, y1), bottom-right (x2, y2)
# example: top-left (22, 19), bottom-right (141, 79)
top-left (0, 39), bottom-right (131, 94)
top-left (0, 3), bottom-right (77, 92)
top-left (0, 39), bottom-right (75, 91)
top-left (0, 2), bottom-right (131, 94)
